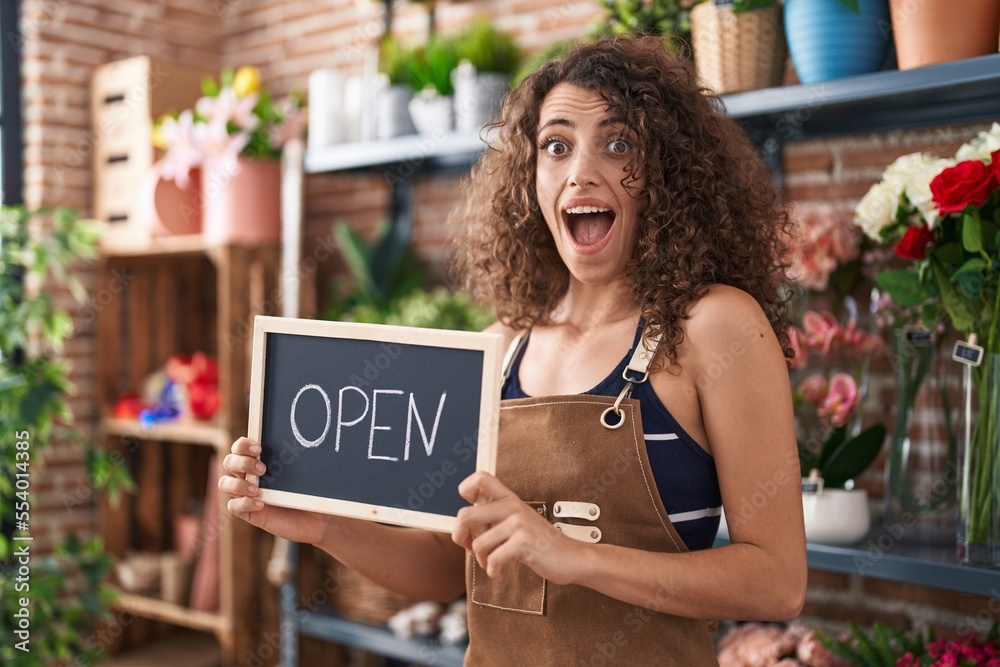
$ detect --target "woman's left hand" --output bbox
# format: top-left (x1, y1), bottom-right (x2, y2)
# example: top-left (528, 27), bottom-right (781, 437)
top-left (452, 471), bottom-right (583, 585)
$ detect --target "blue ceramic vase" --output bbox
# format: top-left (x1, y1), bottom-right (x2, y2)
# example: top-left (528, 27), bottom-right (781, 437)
top-left (785, 0), bottom-right (892, 84)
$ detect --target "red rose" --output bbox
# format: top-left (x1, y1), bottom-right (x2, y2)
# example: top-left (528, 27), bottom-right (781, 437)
top-left (991, 149), bottom-right (1000, 183)
top-left (895, 224), bottom-right (935, 260)
top-left (930, 159), bottom-right (997, 214)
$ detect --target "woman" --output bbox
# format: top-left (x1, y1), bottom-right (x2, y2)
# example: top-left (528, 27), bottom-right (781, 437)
top-left (222, 36), bottom-right (806, 665)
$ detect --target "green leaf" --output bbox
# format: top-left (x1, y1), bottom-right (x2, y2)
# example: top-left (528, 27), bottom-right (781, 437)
top-left (875, 270), bottom-right (929, 307)
top-left (935, 241), bottom-right (964, 265)
top-left (732, 0), bottom-right (779, 14)
top-left (962, 212), bottom-right (983, 253)
top-left (837, 0), bottom-right (861, 14)
top-left (333, 220), bottom-right (377, 302)
top-left (954, 257), bottom-right (988, 298)
top-left (817, 424), bottom-right (847, 470)
top-left (821, 424), bottom-right (886, 488)
top-left (931, 259), bottom-right (976, 331)
top-left (200, 75), bottom-right (219, 97)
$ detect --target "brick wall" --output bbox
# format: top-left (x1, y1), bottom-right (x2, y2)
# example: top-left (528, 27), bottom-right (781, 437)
top-left (22, 0), bottom-right (224, 553)
top-left (25, 0), bottom-right (999, 651)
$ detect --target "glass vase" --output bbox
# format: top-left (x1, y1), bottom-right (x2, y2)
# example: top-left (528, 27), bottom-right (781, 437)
top-left (957, 352), bottom-right (1000, 567)
top-left (883, 329), bottom-right (960, 544)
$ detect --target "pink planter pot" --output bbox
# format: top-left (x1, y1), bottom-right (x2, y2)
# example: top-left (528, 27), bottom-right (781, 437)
top-left (140, 162), bottom-right (202, 237)
top-left (201, 156), bottom-right (281, 246)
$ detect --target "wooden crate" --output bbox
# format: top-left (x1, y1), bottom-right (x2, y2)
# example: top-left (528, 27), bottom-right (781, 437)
top-left (91, 56), bottom-right (212, 247)
top-left (96, 243), bottom-right (282, 665)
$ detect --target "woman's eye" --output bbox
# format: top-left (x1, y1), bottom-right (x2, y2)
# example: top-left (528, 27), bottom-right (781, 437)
top-left (608, 139), bottom-right (631, 155)
top-left (540, 139), bottom-right (568, 156)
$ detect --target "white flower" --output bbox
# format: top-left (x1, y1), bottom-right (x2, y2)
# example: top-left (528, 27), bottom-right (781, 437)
top-left (857, 152), bottom-right (953, 235)
top-left (956, 122), bottom-right (1000, 162)
top-left (855, 180), bottom-right (899, 240)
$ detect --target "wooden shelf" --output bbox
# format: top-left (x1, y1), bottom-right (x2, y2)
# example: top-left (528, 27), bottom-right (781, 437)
top-left (102, 629), bottom-right (220, 667)
top-left (112, 589), bottom-right (225, 634)
top-left (100, 417), bottom-right (227, 448)
top-left (100, 234), bottom-right (210, 258)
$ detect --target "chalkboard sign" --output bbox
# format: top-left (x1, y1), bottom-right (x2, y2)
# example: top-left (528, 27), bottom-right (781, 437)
top-left (247, 316), bottom-right (504, 532)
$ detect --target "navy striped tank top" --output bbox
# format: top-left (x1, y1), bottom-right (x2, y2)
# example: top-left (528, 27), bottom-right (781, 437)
top-left (502, 323), bottom-right (722, 552)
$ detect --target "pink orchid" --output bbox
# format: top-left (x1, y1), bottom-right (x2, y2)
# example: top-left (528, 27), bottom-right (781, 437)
top-left (798, 374), bottom-right (828, 404)
top-left (159, 110), bottom-right (202, 188)
top-left (785, 205), bottom-right (861, 291)
top-left (196, 88), bottom-right (260, 133)
top-left (802, 310), bottom-right (842, 356)
top-left (270, 99), bottom-right (307, 149)
top-left (817, 373), bottom-right (859, 427)
top-left (787, 327), bottom-right (808, 369)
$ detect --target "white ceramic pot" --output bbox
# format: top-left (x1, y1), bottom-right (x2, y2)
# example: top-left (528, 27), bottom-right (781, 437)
top-left (452, 61), bottom-right (507, 134)
top-left (802, 489), bottom-right (871, 545)
top-left (408, 89), bottom-right (454, 136)
top-left (377, 83), bottom-right (417, 139)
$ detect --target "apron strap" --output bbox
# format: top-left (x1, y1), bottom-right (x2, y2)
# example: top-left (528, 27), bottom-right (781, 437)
top-left (500, 333), bottom-right (528, 388)
top-left (623, 323), bottom-right (662, 384)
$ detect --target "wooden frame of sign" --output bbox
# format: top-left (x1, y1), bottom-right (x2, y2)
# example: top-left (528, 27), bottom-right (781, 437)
top-left (246, 315), bottom-right (504, 533)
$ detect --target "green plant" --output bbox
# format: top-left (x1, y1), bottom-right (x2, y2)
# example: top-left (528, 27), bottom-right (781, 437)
top-left (730, 0), bottom-right (780, 13)
top-left (379, 37), bottom-right (420, 89)
top-left (0, 206), bottom-right (133, 666)
top-left (322, 220), bottom-right (426, 322)
top-left (816, 622), bottom-right (933, 667)
top-left (353, 287), bottom-right (494, 331)
top-left (452, 19), bottom-right (522, 76)
top-left (594, 0), bottom-right (697, 43)
top-left (512, 39), bottom-right (579, 86)
top-left (413, 36), bottom-right (460, 96)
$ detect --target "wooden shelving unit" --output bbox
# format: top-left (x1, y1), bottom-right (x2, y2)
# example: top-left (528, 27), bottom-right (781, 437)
top-left (96, 239), bottom-right (281, 665)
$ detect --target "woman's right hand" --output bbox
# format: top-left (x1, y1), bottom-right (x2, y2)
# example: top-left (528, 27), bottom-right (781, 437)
top-left (219, 437), bottom-right (330, 546)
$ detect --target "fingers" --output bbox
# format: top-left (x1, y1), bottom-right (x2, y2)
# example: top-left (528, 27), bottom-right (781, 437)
top-left (223, 452), bottom-right (266, 477)
top-left (218, 474), bottom-right (259, 499)
top-left (231, 437), bottom-right (261, 456)
top-left (452, 499), bottom-right (515, 550)
top-left (227, 495), bottom-right (264, 515)
top-left (457, 471), bottom-right (511, 504)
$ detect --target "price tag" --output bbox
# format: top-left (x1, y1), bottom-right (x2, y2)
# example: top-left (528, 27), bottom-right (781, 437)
top-left (952, 340), bottom-right (984, 367)
top-left (801, 473), bottom-right (824, 495)
top-left (904, 326), bottom-right (934, 346)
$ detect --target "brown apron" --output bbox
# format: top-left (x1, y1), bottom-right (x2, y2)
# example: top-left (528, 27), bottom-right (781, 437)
top-left (464, 331), bottom-right (720, 666)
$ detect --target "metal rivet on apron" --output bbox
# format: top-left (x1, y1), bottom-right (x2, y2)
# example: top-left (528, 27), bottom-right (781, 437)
top-left (590, 530), bottom-right (599, 539)
top-left (536, 507), bottom-right (544, 515)
top-left (555, 525), bottom-right (562, 532)
top-left (589, 508), bottom-right (597, 517)
top-left (554, 506), bottom-right (561, 515)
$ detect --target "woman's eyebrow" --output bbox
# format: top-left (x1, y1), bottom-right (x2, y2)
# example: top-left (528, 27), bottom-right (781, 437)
top-left (538, 116), bottom-right (625, 133)
top-left (539, 117), bottom-right (573, 132)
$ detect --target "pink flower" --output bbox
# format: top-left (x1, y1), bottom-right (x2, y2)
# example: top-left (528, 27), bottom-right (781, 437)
top-left (159, 110), bottom-right (202, 187)
top-left (799, 375), bottom-right (828, 404)
top-left (802, 310), bottom-right (842, 357)
top-left (817, 373), bottom-right (859, 427)
top-left (788, 327), bottom-right (808, 369)
top-left (785, 205), bottom-right (861, 291)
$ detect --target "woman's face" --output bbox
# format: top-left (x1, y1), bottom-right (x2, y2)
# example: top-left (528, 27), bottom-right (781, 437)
top-left (535, 82), bottom-right (644, 287)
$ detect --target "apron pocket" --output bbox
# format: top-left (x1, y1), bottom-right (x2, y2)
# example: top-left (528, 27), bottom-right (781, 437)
top-left (470, 501), bottom-right (547, 616)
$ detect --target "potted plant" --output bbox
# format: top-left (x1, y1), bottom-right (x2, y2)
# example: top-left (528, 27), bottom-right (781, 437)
top-left (157, 66), bottom-right (305, 245)
top-left (407, 36), bottom-right (460, 136)
top-left (890, 0), bottom-right (1000, 71)
top-left (789, 309), bottom-right (888, 545)
top-left (784, 0), bottom-right (892, 84)
top-left (450, 20), bottom-right (521, 134)
top-left (593, 0), bottom-right (698, 46)
top-left (377, 37), bottom-right (419, 139)
top-left (690, 0), bottom-right (787, 95)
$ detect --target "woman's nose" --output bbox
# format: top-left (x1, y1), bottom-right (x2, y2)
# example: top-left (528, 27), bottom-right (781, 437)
top-left (567, 150), bottom-right (602, 188)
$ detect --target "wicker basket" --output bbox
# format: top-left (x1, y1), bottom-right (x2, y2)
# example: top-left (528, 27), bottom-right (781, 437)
top-left (691, 3), bottom-right (787, 95)
top-left (332, 560), bottom-right (422, 625)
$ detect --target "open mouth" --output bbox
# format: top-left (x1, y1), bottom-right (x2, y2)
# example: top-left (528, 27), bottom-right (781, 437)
top-left (563, 205), bottom-right (616, 247)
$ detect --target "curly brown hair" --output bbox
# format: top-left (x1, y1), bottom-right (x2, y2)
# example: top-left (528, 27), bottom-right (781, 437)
top-left (450, 35), bottom-right (792, 367)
